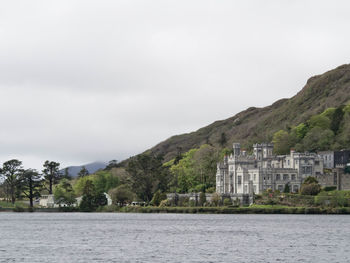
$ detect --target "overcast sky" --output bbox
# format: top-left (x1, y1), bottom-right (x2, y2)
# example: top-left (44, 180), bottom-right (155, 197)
top-left (1, 0), bottom-right (350, 170)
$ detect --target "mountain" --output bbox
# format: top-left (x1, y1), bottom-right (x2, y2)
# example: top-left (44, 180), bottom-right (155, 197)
top-left (143, 64), bottom-right (350, 161)
top-left (61, 161), bottom-right (107, 177)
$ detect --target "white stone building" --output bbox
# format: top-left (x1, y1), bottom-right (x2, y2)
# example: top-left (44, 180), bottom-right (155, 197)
top-left (216, 143), bottom-right (324, 195)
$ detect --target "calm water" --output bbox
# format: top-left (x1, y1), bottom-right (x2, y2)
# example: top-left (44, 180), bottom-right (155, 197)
top-left (0, 213), bottom-right (349, 263)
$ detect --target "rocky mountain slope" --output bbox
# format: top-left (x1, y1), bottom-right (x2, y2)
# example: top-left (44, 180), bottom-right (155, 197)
top-left (146, 64), bottom-right (350, 161)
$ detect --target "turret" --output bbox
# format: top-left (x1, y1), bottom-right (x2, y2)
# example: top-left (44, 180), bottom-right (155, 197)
top-left (233, 143), bottom-right (241, 156)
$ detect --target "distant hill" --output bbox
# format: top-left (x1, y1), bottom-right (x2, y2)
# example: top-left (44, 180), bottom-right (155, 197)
top-left (61, 162), bottom-right (107, 177)
top-left (135, 64), bottom-right (350, 162)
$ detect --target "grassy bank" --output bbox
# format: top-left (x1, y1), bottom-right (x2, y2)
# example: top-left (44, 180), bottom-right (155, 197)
top-left (116, 205), bottom-right (350, 214)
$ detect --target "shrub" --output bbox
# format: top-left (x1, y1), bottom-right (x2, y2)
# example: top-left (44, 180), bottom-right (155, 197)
top-left (13, 205), bottom-right (25, 212)
top-left (150, 190), bottom-right (167, 206)
top-left (189, 200), bottom-right (196, 207)
top-left (223, 198), bottom-right (232, 206)
top-left (206, 187), bottom-right (216, 193)
top-left (159, 199), bottom-right (169, 207)
top-left (323, 186), bottom-right (337, 191)
top-left (178, 196), bottom-right (189, 207)
top-left (199, 192), bottom-right (206, 206)
top-left (211, 193), bottom-right (221, 206)
top-left (233, 198), bottom-right (240, 207)
top-left (300, 183), bottom-right (321, 196)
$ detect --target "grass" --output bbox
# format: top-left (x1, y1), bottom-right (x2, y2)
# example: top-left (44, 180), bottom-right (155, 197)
top-left (0, 200), bottom-right (29, 208)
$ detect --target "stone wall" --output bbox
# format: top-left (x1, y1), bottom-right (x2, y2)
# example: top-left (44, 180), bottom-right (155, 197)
top-left (166, 193), bottom-right (253, 206)
top-left (317, 169), bottom-right (350, 190)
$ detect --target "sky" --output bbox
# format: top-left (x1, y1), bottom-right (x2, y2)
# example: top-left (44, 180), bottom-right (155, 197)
top-left (1, 0), bottom-right (350, 170)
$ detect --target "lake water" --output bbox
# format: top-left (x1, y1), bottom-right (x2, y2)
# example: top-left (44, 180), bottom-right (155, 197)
top-left (0, 213), bottom-right (349, 262)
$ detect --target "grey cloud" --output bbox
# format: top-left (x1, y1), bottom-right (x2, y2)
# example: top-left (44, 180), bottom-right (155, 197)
top-left (1, 0), bottom-right (350, 169)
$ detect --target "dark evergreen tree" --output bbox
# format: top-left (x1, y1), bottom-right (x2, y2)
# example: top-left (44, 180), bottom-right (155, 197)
top-left (42, 161), bottom-right (61, 194)
top-left (127, 153), bottom-right (171, 202)
top-left (0, 159), bottom-right (23, 204)
top-left (331, 106), bottom-right (345, 134)
top-left (19, 169), bottom-right (42, 208)
top-left (219, 132), bottom-right (227, 147)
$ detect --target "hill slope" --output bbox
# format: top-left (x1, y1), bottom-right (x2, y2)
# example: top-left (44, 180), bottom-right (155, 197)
top-left (61, 161), bottom-right (107, 177)
top-left (147, 64), bottom-right (350, 161)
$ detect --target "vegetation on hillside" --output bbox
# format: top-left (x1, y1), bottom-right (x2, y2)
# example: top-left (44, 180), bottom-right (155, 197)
top-left (137, 64), bottom-right (350, 162)
top-left (272, 104), bottom-right (350, 154)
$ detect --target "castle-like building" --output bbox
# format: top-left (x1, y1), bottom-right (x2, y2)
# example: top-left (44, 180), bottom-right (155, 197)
top-left (216, 143), bottom-right (324, 195)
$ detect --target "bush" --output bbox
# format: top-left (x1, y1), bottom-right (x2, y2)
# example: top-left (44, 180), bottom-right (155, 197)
top-left (324, 186), bottom-right (337, 191)
top-left (159, 199), bottom-right (169, 207)
top-left (206, 187), bottom-right (216, 193)
top-left (13, 205), bottom-right (25, 212)
top-left (189, 200), bottom-right (196, 207)
top-left (211, 193), bottom-right (221, 206)
top-left (300, 183), bottom-right (321, 196)
top-left (199, 192), bottom-right (206, 206)
top-left (223, 198), bottom-right (232, 206)
top-left (150, 190), bottom-right (167, 206)
top-left (178, 196), bottom-right (189, 207)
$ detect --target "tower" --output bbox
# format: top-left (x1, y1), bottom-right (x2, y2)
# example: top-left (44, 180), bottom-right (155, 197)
top-left (233, 143), bottom-right (241, 156)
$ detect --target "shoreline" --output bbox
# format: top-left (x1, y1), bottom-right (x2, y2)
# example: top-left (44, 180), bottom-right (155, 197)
top-left (2, 206), bottom-right (350, 214)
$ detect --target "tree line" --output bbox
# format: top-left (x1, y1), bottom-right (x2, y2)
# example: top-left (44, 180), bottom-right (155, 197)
top-left (0, 160), bottom-right (62, 207)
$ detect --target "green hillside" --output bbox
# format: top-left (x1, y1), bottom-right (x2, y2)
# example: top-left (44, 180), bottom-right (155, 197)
top-left (145, 64), bottom-right (350, 161)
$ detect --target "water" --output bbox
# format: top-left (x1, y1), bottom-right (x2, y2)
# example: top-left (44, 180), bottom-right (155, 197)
top-left (0, 213), bottom-right (350, 262)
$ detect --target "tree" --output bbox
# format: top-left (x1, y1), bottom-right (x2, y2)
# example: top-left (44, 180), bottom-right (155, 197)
top-left (150, 190), bottom-right (167, 206)
top-left (105, 160), bottom-right (118, 170)
top-left (54, 179), bottom-right (76, 207)
top-left (330, 106), bottom-right (344, 134)
top-left (42, 161), bottom-right (61, 194)
top-left (272, 130), bottom-right (292, 155)
top-left (78, 166), bottom-right (89, 178)
top-left (302, 127), bottom-right (334, 152)
top-left (309, 115), bottom-right (331, 130)
top-left (0, 159), bottom-right (23, 204)
top-left (109, 184), bottom-right (134, 206)
top-left (293, 123), bottom-right (309, 140)
top-left (18, 169), bottom-right (42, 208)
top-left (79, 179), bottom-right (107, 211)
top-left (219, 132), bottom-right (227, 147)
top-left (127, 153), bottom-right (171, 202)
top-left (283, 183), bottom-right (290, 193)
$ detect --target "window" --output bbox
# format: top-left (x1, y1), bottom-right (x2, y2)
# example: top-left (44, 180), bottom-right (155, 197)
top-left (278, 185), bottom-right (283, 191)
top-left (238, 176), bottom-right (242, 185)
top-left (315, 161), bottom-right (319, 165)
top-left (283, 174), bottom-right (289, 181)
top-left (254, 174), bottom-right (256, 181)
top-left (276, 174), bottom-right (281, 180)
top-left (253, 186), bottom-right (257, 193)
top-left (291, 174), bottom-right (296, 180)
top-left (288, 160), bottom-right (290, 165)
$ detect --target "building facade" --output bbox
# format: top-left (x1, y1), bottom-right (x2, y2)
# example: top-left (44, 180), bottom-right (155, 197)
top-left (216, 143), bottom-right (324, 195)
top-left (318, 150), bottom-right (350, 169)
